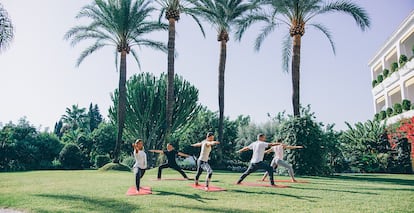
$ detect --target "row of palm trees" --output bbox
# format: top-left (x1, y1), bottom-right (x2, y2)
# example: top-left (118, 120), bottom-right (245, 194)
top-left (60, 0), bottom-right (369, 163)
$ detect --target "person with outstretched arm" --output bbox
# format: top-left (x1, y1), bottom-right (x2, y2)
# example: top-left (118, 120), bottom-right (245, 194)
top-left (262, 139), bottom-right (303, 182)
top-left (191, 132), bottom-right (220, 190)
top-left (132, 139), bottom-right (147, 192)
top-left (236, 133), bottom-right (281, 186)
top-left (149, 143), bottom-right (190, 180)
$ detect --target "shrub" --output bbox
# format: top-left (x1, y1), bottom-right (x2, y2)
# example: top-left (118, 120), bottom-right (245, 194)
top-left (394, 103), bottom-right (403, 114)
top-left (386, 107), bottom-right (394, 117)
top-left (411, 104), bottom-right (414, 110)
top-left (399, 54), bottom-right (408, 66)
top-left (372, 79), bottom-right (378, 88)
top-left (391, 62), bottom-right (399, 72)
top-left (121, 155), bottom-right (135, 168)
top-left (95, 155), bottom-right (111, 168)
top-left (402, 99), bottom-right (411, 111)
top-left (379, 110), bottom-right (387, 120)
top-left (383, 69), bottom-right (390, 78)
top-left (374, 113), bottom-right (380, 121)
top-left (99, 162), bottom-right (130, 171)
top-left (59, 143), bottom-right (83, 170)
top-left (377, 74), bottom-right (384, 83)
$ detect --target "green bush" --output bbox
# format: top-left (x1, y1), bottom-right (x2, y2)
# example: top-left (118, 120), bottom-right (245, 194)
top-left (411, 104), bottom-right (414, 110)
top-left (402, 99), bottom-right (411, 111)
top-left (379, 110), bottom-right (387, 120)
top-left (372, 79), bottom-right (378, 88)
top-left (121, 155), bottom-right (135, 168)
top-left (95, 155), bottom-right (111, 168)
top-left (59, 143), bottom-right (83, 170)
top-left (374, 113), bottom-right (380, 121)
top-left (391, 62), bottom-right (399, 72)
top-left (386, 107), bottom-right (394, 117)
top-left (377, 74), bottom-right (384, 83)
top-left (383, 69), bottom-right (390, 78)
top-left (394, 103), bottom-right (403, 114)
top-left (99, 163), bottom-right (130, 171)
top-left (399, 54), bottom-right (408, 66)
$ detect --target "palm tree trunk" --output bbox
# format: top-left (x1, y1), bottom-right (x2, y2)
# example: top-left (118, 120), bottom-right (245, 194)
top-left (218, 38), bottom-right (227, 161)
top-left (291, 34), bottom-right (301, 117)
top-left (114, 50), bottom-right (127, 163)
top-left (166, 17), bottom-right (176, 144)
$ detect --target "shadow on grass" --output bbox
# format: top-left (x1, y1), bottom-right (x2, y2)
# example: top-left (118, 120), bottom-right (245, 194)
top-left (291, 186), bottom-right (379, 195)
top-left (36, 194), bottom-right (137, 212)
top-left (227, 189), bottom-right (319, 202)
top-left (154, 190), bottom-right (217, 203)
top-left (165, 203), bottom-right (257, 213)
top-left (330, 175), bottom-right (414, 187)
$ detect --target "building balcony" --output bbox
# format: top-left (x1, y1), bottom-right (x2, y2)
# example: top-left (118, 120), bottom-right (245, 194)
top-left (383, 71), bottom-right (400, 88)
top-left (382, 109), bottom-right (414, 125)
top-left (399, 58), bottom-right (414, 77)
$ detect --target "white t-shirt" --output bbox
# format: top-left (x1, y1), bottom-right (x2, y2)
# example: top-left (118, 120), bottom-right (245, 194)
top-left (248, 141), bottom-right (270, 163)
top-left (133, 150), bottom-right (147, 170)
top-left (272, 145), bottom-right (284, 160)
top-left (198, 140), bottom-right (214, 161)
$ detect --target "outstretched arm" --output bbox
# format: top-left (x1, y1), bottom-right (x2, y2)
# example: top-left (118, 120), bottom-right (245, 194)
top-left (207, 141), bottom-right (220, 146)
top-left (284, 145), bottom-right (303, 149)
top-left (269, 142), bottom-right (282, 147)
top-left (148, 150), bottom-right (164, 154)
top-left (264, 148), bottom-right (273, 154)
top-left (191, 142), bottom-right (202, 147)
top-left (178, 152), bottom-right (190, 157)
top-left (236, 146), bottom-right (250, 153)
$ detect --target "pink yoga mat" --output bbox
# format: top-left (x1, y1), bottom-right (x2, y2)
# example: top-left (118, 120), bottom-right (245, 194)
top-left (189, 184), bottom-right (226, 192)
top-left (126, 186), bottom-right (152, 195)
top-left (237, 182), bottom-right (289, 188)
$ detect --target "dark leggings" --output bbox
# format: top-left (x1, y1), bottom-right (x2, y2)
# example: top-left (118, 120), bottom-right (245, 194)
top-left (195, 160), bottom-right (213, 186)
top-left (157, 163), bottom-right (188, 179)
top-left (135, 168), bottom-right (146, 190)
top-left (237, 161), bottom-right (274, 185)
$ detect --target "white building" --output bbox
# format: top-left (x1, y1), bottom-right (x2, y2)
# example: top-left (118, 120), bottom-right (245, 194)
top-left (369, 11), bottom-right (414, 122)
top-left (368, 11), bottom-right (414, 171)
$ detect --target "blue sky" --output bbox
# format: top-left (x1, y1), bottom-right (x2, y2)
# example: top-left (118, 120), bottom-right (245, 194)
top-left (0, 1), bottom-right (413, 131)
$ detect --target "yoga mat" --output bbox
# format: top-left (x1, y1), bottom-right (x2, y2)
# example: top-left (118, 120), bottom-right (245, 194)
top-left (126, 186), bottom-right (152, 195)
top-left (189, 184), bottom-right (226, 192)
top-left (237, 182), bottom-right (289, 188)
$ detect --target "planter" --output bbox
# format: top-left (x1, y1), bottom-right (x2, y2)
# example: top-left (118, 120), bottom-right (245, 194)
top-left (399, 58), bottom-right (414, 77)
top-left (372, 83), bottom-right (384, 96)
top-left (383, 71), bottom-right (400, 88)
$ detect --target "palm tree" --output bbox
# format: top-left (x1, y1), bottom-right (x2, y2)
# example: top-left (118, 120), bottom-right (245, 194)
top-left (62, 104), bottom-right (88, 131)
top-left (193, 0), bottom-right (254, 158)
top-left (0, 3), bottom-right (14, 53)
top-left (237, 0), bottom-right (370, 117)
top-left (65, 0), bottom-right (167, 163)
top-left (155, 0), bottom-right (204, 142)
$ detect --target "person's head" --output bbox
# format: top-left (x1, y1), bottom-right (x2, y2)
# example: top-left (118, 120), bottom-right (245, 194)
top-left (206, 132), bottom-right (214, 141)
top-left (135, 139), bottom-right (144, 150)
top-left (166, 143), bottom-right (175, 151)
top-left (257, 133), bottom-right (266, 141)
top-left (276, 138), bottom-right (283, 143)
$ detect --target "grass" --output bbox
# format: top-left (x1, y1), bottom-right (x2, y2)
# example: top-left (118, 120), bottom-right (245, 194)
top-left (0, 169), bottom-right (413, 212)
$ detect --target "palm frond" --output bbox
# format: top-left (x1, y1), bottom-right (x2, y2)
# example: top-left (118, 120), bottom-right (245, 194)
top-left (129, 48), bottom-right (142, 70)
top-left (309, 23), bottom-right (336, 55)
top-left (76, 42), bottom-right (108, 67)
top-left (281, 33), bottom-right (292, 73)
top-left (254, 22), bottom-right (277, 51)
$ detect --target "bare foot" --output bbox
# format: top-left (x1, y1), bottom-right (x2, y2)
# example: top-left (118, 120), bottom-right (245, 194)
top-left (204, 186), bottom-right (209, 191)
top-left (291, 179), bottom-right (297, 182)
top-left (194, 182), bottom-right (199, 186)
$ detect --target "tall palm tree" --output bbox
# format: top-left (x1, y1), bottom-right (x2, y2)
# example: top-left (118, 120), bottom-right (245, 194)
top-left (155, 0), bottom-right (204, 142)
top-left (65, 0), bottom-right (167, 163)
top-left (193, 0), bottom-right (254, 156)
top-left (62, 104), bottom-right (88, 131)
top-left (237, 0), bottom-right (370, 117)
top-left (0, 3), bottom-right (14, 53)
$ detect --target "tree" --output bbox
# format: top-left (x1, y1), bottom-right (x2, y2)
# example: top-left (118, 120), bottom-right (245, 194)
top-left (237, 0), bottom-right (370, 117)
top-left (88, 103), bottom-right (103, 132)
top-left (155, 0), bottom-right (205, 143)
top-left (109, 73), bottom-right (201, 165)
top-left (192, 0), bottom-right (254, 161)
top-left (61, 104), bottom-right (88, 131)
top-left (0, 3), bottom-right (14, 53)
top-left (65, 0), bottom-right (167, 163)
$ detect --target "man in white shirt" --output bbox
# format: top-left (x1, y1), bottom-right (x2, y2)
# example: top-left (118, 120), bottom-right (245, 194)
top-left (191, 132), bottom-right (220, 190)
top-left (236, 134), bottom-right (280, 186)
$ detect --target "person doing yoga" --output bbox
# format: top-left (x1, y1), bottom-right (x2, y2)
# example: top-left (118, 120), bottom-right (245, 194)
top-left (149, 143), bottom-right (191, 180)
top-left (261, 139), bottom-right (303, 182)
top-left (236, 134), bottom-right (281, 186)
top-left (191, 132), bottom-right (220, 190)
top-left (132, 139), bottom-right (147, 192)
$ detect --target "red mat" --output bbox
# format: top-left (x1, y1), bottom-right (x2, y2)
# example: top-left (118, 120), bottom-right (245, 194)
top-left (237, 182), bottom-right (289, 188)
top-left (259, 179), bottom-right (309, 183)
top-left (126, 186), bottom-right (152, 195)
top-left (189, 184), bottom-right (226, 192)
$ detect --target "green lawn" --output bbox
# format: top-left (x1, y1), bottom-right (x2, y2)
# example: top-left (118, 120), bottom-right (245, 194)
top-left (0, 169), bottom-right (413, 212)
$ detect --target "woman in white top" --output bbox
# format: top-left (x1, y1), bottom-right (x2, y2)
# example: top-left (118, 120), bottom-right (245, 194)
top-left (132, 139), bottom-right (147, 192)
top-left (191, 132), bottom-right (220, 190)
top-left (261, 139), bottom-right (303, 182)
